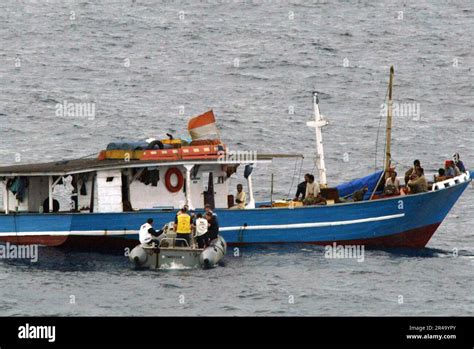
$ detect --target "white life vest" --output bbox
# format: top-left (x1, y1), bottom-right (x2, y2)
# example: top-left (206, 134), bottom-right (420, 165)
top-left (139, 223), bottom-right (153, 244)
top-left (195, 218), bottom-right (208, 236)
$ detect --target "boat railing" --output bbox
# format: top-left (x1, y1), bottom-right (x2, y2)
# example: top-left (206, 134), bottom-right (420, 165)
top-left (432, 171), bottom-right (471, 191)
top-left (159, 237), bottom-right (191, 248)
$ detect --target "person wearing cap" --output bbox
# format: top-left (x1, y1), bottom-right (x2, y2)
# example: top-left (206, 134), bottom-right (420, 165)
top-left (445, 160), bottom-right (460, 178)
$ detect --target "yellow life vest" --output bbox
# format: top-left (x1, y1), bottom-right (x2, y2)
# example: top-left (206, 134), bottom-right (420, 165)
top-left (176, 213), bottom-right (191, 234)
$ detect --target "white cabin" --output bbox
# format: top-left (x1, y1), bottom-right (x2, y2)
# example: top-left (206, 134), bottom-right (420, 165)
top-left (0, 157), bottom-right (272, 214)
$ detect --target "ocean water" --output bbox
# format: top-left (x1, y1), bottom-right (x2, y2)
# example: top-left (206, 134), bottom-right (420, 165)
top-left (0, 0), bottom-right (473, 316)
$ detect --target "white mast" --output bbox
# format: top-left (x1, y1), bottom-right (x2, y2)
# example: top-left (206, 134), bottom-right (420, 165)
top-left (307, 92), bottom-right (328, 187)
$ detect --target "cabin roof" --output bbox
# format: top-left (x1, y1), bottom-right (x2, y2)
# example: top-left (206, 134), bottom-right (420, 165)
top-left (0, 153), bottom-right (302, 177)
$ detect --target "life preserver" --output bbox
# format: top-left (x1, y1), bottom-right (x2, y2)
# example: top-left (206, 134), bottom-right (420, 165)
top-left (165, 167), bottom-right (184, 193)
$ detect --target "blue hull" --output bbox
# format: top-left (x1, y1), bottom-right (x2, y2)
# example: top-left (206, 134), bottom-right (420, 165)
top-left (0, 180), bottom-right (470, 250)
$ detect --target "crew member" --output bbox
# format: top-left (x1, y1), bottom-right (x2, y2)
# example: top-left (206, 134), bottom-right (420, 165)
top-left (174, 207), bottom-right (192, 247)
top-left (294, 173), bottom-right (310, 201)
top-left (231, 184), bottom-right (246, 209)
top-left (139, 218), bottom-right (163, 245)
top-left (194, 213), bottom-right (209, 248)
top-left (205, 211), bottom-right (220, 242)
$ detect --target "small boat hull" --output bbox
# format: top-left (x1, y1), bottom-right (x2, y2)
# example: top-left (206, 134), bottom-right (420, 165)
top-left (129, 237), bottom-right (227, 270)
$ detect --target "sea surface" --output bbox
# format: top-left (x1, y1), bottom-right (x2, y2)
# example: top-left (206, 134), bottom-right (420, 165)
top-left (0, 0), bottom-right (473, 316)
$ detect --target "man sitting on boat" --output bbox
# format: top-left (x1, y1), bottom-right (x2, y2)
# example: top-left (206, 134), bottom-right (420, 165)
top-left (435, 168), bottom-right (448, 183)
top-left (230, 184), bottom-right (247, 209)
top-left (453, 153), bottom-right (466, 173)
top-left (139, 218), bottom-right (164, 245)
top-left (407, 167), bottom-right (428, 194)
top-left (384, 171), bottom-right (400, 196)
top-left (404, 159), bottom-right (421, 186)
top-left (302, 175), bottom-right (325, 205)
top-left (445, 160), bottom-right (461, 178)
top-left (174, 207), bottom-right (192, 247)
top-left (294, 173), bottom-right (310, 201)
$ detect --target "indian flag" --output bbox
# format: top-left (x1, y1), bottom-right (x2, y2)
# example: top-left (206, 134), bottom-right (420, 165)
top-left (187, 110), bottom-right (220, 140)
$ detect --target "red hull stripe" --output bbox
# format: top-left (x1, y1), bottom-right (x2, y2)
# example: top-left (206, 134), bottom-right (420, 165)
top-left (0, 223), bottom-right (441, 250)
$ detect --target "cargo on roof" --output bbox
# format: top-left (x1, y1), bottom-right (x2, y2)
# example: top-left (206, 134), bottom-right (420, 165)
top-left (0, 153), bottom-right (303, 177)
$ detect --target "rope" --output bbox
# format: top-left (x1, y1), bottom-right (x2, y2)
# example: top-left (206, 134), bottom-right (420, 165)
top-left (286, 156), bottom-right (303, 199)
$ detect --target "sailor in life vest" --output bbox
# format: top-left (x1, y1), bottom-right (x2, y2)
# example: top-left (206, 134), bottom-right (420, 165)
top-left (174, 206), bottom-right (192, 247)
top-left (139, 218), bottom-right (163, 245)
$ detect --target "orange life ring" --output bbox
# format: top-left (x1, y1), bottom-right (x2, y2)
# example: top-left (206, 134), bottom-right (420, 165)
top-left (165, 167), bottom-right (184, 193)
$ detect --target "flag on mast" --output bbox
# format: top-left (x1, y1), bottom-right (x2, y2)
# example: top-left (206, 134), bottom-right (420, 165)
top-left (187, 110), bottom-right (220, 140)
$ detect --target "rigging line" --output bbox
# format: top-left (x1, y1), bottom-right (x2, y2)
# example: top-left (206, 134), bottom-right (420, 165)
top-left (286, 156), bottom-right (301, 199)
top-left (374, 84), bottom-right (390, 171)
top-left (77, 152), bottom-right (100, 160)
top-left (297, 156), bottom-right (304, 182)
top-left (295, 156), bottom-right (304, 197)
top-left (59, 152), bottom-right (98, 161)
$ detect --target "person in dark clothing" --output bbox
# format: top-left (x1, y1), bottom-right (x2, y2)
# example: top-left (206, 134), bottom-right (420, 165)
top-left (294, 173), bottom-right (311, 201)
top-left (453, 153), bottom-right (466, 173)
top-left (205, 211), bottom-right (219, 242)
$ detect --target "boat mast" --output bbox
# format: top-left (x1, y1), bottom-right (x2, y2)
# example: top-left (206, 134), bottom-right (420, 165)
top-left (307, 92), bottom-right (328, 187)
top-left (384, 66), bottom-right (394, 172)
top-left (369, 66), bottom-right (395, 200)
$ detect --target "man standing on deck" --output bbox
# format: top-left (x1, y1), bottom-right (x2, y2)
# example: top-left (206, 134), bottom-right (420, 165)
top-left (205, 211), bottom-right (220, 242)
top-left (174, 207), bottom-right (192, 247)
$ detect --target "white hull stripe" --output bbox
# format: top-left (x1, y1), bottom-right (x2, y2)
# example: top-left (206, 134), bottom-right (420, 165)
top-left (220, 213), bottom-right (405, 231)
top-left (0, 213), bottom-right (405, 237)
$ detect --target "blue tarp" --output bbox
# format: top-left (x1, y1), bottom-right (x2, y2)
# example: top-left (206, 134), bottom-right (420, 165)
top-left (336, 170), bottom-right (384, 200)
